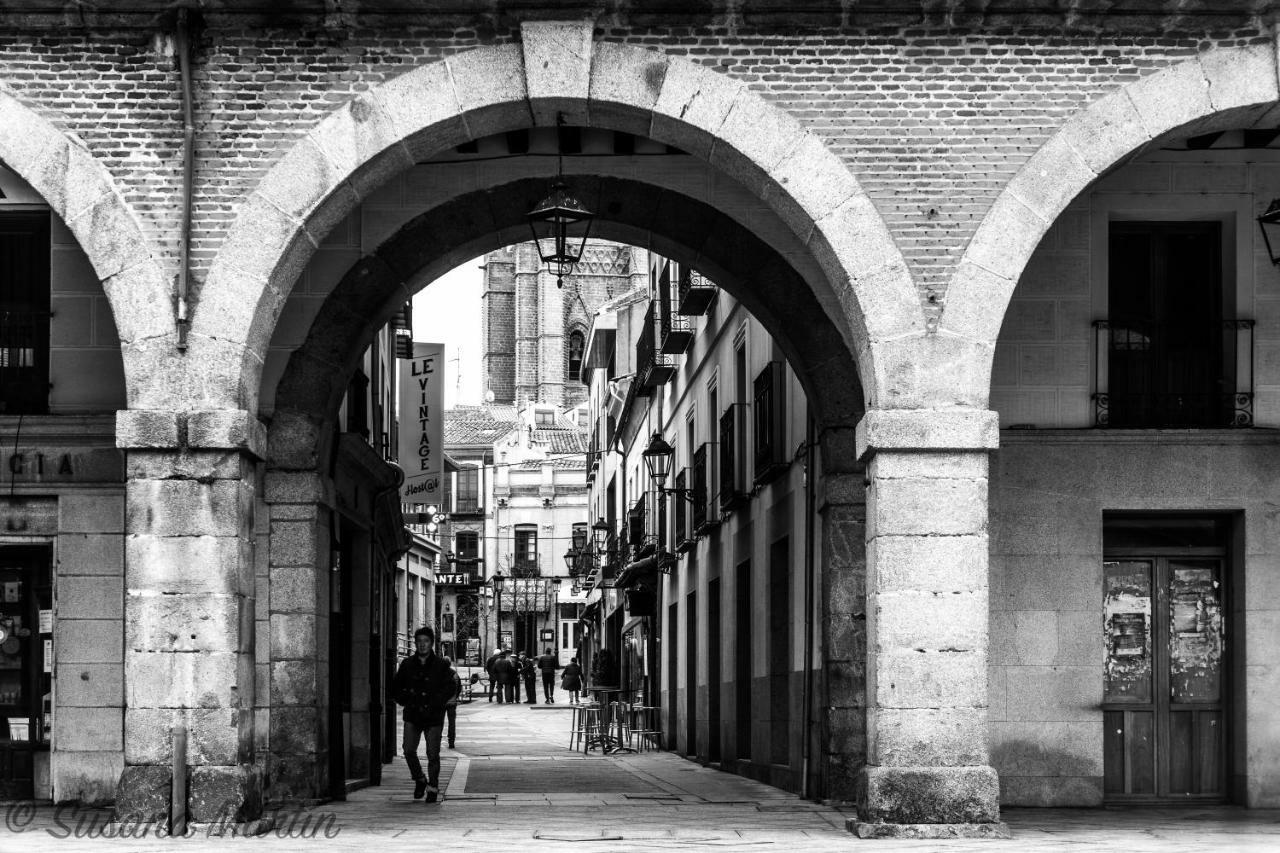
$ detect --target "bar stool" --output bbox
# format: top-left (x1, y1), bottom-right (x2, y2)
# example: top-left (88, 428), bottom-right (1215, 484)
top-left (627, 705), bottom-right (662, 751)
top-left (569, 702), bottom-right (603, 752)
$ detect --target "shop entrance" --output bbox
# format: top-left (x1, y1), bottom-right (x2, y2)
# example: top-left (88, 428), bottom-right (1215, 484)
top-left (1103, 517), bottom-right (1230, 802)
top-left (0, 545), bottom-right (50, 799)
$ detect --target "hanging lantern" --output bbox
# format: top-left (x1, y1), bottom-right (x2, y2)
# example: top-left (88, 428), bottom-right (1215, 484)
top-left (526, 180), bottom-right (594, 288)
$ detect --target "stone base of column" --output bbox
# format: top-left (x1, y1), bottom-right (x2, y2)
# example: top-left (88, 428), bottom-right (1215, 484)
top-left (847, 819), bottom-right (1011, 839)
top-left (855, 765), bottom-right (1004, 827)
top-left (114, 764), bottom-right (264, 823)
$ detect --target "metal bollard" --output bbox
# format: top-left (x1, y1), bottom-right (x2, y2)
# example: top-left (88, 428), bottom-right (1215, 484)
top-left (170, 725), bottom-right (187, 837)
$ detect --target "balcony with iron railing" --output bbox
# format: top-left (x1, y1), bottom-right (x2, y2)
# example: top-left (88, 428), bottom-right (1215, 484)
top-left (1093, 318), bottom-right (1254, 428)
top-left (677, 267), bottom-right (717, 316)
top-left (637, 303), bottom-right (676, 393)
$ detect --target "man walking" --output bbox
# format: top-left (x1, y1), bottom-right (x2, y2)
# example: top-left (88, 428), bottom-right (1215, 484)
top-left (443, 656), bottom-right (462, 749)
top-left (522, 652), bottom-right (537, 705)
top-left (493, 649), bottom-right (516, 703)
top-left (536, 647), bottom-right (558, 704)
top-left (393, 626), bottom-right (456, 803)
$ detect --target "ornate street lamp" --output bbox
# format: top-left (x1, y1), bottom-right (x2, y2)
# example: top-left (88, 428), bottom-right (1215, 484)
top-left (642, 431), bottom-right (694, 502)
top-left (1258, 198), bottom-right (1280, 266)
top-left (591, 516), bottom-right (609, 553)
top-left (526, 171), bottom-right (594, 288)
top-left (563, 548), bottom-right (578, 574)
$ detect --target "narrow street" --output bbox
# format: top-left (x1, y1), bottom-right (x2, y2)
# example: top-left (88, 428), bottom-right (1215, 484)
top-left (5, 699), bottom-right (1280, 852)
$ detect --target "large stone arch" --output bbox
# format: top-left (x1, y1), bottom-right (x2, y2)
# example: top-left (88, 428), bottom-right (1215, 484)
top-left (940, 42), bottom-right (1280, 399)
top-left (265, 175), bottom-right (865, 471)
top-left (0, 89), bottom-right (171, 405)
top-left (195, 20), bottom-right (923, 415)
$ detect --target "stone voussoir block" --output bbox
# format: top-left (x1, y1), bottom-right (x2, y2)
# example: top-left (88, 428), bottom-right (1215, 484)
top-left (521, 20), bottom-right (593, 125)
top-left (445, 43), bottom-right (528, 140)
top-left (588, 40), bottom-right (667, 137)
top-left (372, 61), bottom-right (467, 159)
top-left (650, 56), bottom-right (743, 160)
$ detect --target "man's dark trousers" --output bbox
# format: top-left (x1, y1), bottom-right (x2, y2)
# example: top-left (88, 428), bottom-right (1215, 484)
top-left (403, 720), bottom-right (443, 788)
top-left (503, 681), bottom-right (515, 703)
top-left (542, 673), bottom-right (555, 703)
top-left (525, 674), bottom-right (536, 704)
top-left (445, 705), bottom-right (457, 747)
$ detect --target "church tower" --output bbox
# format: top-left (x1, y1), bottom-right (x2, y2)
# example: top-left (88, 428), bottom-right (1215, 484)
top-left (481, 240), bottom-right (648, 409)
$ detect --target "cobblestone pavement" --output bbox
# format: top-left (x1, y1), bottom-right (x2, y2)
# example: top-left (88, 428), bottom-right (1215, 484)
top-left (2, 700), bottom-right (1279, 852)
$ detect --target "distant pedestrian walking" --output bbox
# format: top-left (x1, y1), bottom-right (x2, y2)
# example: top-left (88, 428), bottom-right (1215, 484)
top-left (485, 650), bottom-right (501, 702)
top-left (536, 647), bottom-right (559, 703)
top-left (561, 657), bottom-right (583, 705)
top-left (512, 651), bottom-right (524, 703)
top-left (392, 626), bottom-right (456, 804)
top-left (521, 652), bottom-right (537, 705)
top-left (443, 656), bottom-right (462, 749)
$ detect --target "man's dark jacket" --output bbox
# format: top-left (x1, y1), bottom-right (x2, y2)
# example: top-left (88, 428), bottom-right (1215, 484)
top-left (492, 654), bottom-right (517, 685)
top-left (393, 652), bottom-right (456, 727)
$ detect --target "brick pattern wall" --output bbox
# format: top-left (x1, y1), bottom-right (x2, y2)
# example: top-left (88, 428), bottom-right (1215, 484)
top-left (0, 23), bottom-right (1261, 310)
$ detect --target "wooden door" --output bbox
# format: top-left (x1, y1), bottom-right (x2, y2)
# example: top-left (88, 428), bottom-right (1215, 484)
top-left (1103, 557), bottom-right (1227, 801)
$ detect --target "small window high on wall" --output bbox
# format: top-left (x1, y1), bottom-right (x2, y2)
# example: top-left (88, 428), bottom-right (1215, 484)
top-left (0, 213), bottom-right (50, 415)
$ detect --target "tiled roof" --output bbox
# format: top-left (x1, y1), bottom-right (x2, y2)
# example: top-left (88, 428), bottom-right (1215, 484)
top-left (532, 428), bottom-right (589, 454)
top-left (444, 405), bottom-right (519, 448)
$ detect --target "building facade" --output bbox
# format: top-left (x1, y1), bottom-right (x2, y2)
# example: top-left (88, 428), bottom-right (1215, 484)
top-left (0, 3), bottom-right (1278, 832)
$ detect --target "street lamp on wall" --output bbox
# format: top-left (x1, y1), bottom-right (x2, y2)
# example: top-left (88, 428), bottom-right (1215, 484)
top-left (1258, 198), bottom-right (1280, 266)
top-left (642, 431), bottom-right (695, 503)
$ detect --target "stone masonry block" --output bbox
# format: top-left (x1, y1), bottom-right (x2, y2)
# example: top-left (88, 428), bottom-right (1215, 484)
top-left (869, 535), bottom-right (988, 594)
top-left (1203, 44), bottom-right (1279, 113)
top-left (872, 591), bottom-right (986, 652)
top-left (373, 62), bottom-right (468, 160)
top-left (127, 535), bottom-right (245, 595)
top-left (52, 751), bottom-right (124, 807)
top-left (873, 650), bottom-right (986, 709)
top-left (869, 708), bottom-right (989, 767)
top-left (963, 191), bottom-right (1048, 283)
top-left (115, 410), bottom-right (181, 450)
top-left (58, 533), bottom-right (123, 576)
top-left (255, 135), bottom-right (343, 224)
top-left (990, 721), bottom-right (1102, 777)
top-left (188, 410), bottom-right (267, 459)
top-left (871, 452), bottom-right (988, 481)
top-left (126, 450), bottom-right (249, 482)
top-left (125, 593), bottom-right (242, 653)
top-left (445, 43), bottom-right (528, 141)
top-left (305, 93), bottom-right (413, 201)
top-left (124, 707), bottom-right (244, 767)
top-left (271, 659), bottom-right (319, 706)
top-left (101, 262), bottom-right (174, 346)
top-left (860, 765), bottom-right (1000, 824)
top-left (870, 334), bottom-right (995, 411)
top-left (764, 130), bottom-right (860, 240)
top-left (589, 41), bottom-right (667, 137)
top-left (0, 93), bottom-right (69, 180)
top-left (857, 410), bottom-right (999, 458)
top-left (56, 663), bottom-right (124, 707)
top-left (56, 619), bottom-right (122, 664)
top-left (55, 706), bottom-right (122, 751)
top-left (270, 613), bottom-right (318, 658)
top-left (57, 575), bottom-right (122, 620)
top-left (59, 493), bottom-right (124, 534)
top-left (651, 57), bottom-right (743, 160)
top-left (219, 192), bottom-right (317, 294)
top-left (937, 262), bottom-right (1015, 343)
top-left (263, 471), bottom-right (325, 504)
top-left (868, 477), bottom-right (988, 537)
top-left (127, 478), bottom-right (248, 537)
top-left (270, 520), bottom-right (322, 568)
top-left (521, 20), bottom-right (593, 126)
top-left (125, 651), bottom-right (241, 709)
top-left (114, 765), bottom-right (171, 821)
top-left (189, 764), bottom-right (263, 824)
top-left (65, 190), bottom-right (152, 281)
top-left (710, 86), bottom-right (809, 196)
top-left (1126, 58), bottom-right (1212, 139)
top-left (1005, 133), bottom-right (1098, 225)
top-left (269, 564), bottom-right (321, 613)
top-left (192, 263), bottom-right (284, 357)
top-left (270, 706), bottom-right (322, 755)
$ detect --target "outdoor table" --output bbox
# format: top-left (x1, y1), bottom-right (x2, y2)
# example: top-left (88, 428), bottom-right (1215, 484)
top-left (586, 686), bottom-right (635, 754)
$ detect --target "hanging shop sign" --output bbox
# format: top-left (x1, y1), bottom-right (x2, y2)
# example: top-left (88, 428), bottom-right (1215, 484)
top-left (398, 342), bottom-right (445, 503)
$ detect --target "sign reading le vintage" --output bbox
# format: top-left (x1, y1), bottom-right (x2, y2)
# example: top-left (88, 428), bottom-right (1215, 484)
top-left (435, 573), bottom-right (473, 586)
top-left (397, 342), bottom-right (444, 503)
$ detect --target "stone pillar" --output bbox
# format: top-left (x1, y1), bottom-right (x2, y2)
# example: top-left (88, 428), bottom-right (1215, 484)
top-left (263, 468), bottom-right (331, 803)
top-left (817, 469), bottom-right (866, 803)
top-left (851, 409), bottom-right (1007, 838)
top-left (115, 410), bottom-right (263, 824)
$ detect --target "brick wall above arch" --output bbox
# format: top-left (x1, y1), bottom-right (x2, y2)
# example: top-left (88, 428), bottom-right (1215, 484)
top-left (195, 21), bottom-right (923, 416)
top-left (940, 41), bottom-right (1280, 402)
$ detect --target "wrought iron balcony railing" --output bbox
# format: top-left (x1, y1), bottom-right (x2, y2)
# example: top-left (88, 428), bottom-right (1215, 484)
top-left (677, 267), bottom-right (717, 316)
top-left (637, 302), bottom-right (676, 393)
top-left (1093, 318), bottom-right (1254, 428)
